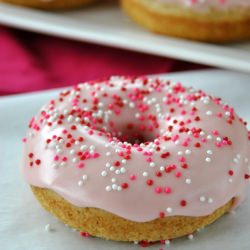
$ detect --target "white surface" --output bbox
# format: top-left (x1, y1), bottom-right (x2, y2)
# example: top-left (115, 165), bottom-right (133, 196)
top-left (0, 70), bottom-right (250, 250)
top-left (0, 2), bottom-right (250, 73)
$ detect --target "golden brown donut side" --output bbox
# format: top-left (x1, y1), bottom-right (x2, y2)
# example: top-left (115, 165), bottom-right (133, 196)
top-left (31, 186), bottom-right (234, 242)
top-left (0, 0), bottom-right (96, 10)
top-left (120, 0), bottom-right (250, 43)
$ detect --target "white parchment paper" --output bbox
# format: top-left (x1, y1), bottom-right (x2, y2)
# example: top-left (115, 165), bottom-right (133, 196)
top-left (0, 70), bottom-right (250, 250)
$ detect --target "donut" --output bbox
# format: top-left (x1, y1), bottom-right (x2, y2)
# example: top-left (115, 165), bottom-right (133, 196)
top-left (0, 0), bottom-right (96, 10)
top-left (22, 76), bottom-right (250, 242)
top-left (120, 0), bottom-right (250, 43)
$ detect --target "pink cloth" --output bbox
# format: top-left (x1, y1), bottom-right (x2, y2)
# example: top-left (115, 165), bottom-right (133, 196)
top-left (0, 26), bottom-right (205, 96)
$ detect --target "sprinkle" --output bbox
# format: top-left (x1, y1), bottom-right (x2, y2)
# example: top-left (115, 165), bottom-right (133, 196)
top-left (101, 171), bottom-right (107, 177)
top-left (149, 162), bottom-right (156, 167)
top-left (205, 157), bottom-right (211, 163)
top-left (206, 150), bottom-right (213, 155)
top-left (185, 149), bottom-right (191, 155)
top-left (188, 234), bottom-right (194, 240)
top-left (185, 178), bottom-right (192, 184)
top-left (142, 172), bottom-right (148, 177)
top-left (105, 186), bottom-right (111, 192)
top-left (200, 196), bottom-right (206, 202)
top-left (206, 110), bottom-right (213, 116)
top-left (208, 198), bottom-right (213, 203)
top-left (45, 224), bottom-right (53, 232)
top-left (166, 207), bottom-right (173, 213)
top-left (82, 174), bottom-right (88, 180)
top-left (78, 180), bottom-right (84, 187)
top-left (106, 152), bottom-right (111, 156)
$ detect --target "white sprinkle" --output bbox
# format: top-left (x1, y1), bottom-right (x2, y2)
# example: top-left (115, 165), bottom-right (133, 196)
top-left (160, 166), bottom-right (165, 172)
top-left (51, 163), bottom-right (59, 169)
top-left (80, 145), bottom-right (87, 151)
top-left (106, 152), bottom-right (111, 157)
top-left (115, 169), bottom-right (120, 175)
top-left (117, 186), bottom-right (122, 191)
top-left (112, 184), bottom-right (118, 190)
top-left (89, 145), bottom-right (95, 151)
top-left (165, 240), bottom-right (171, 245)
top-left (105, 186), bottom-right (111, 192)
top-left (188, 234), bottom-right (194, 240)
top-left (200, 196), bottom-right (206, 202)
top-left (205, 157), bottom-right (211, 163)
top-left (129, 102), bottom-right (135, 108)
top-left (225, 111), bottom-right (231, 116)
top-left (216, 137), bottom-right (222, 142)
top-left (72, 158), bottom-right (78, 163)
top-left (101, 171), bottom-right (107, 177)
top-left (78, 180), bottom-right (84, 187)
top-left (166, 207), bottom-right (173, 213)
top-left (149, 162), bottom-right (156, 167)
top-left (185, 178), bottom-right (192, 184)
top-left (45, 224), bottom-right (53, 232)
top-left (233, 158), bottom-right (239, 163)
top-left (236, 154), bottom-right (241, 159)
top-left (206, 150), bottom-right (213, 155)
top-left (142, 172), bottom-right (148, 177)
top-left (177, 151), bottom-right (183, 156)
top-left (245, 158), bottom-right (249, 163)
top-left (111, 178), bottom-right (116, 183)
top-left (120, 167), bottom-right (126, 173)
top-left (82, 174), bottom-right (88, 180)
top-left (110, 166), bottom-right (115, 171)
top-left (206, 110), bottom-right (213, 116)
top-left (228, 178), bottom-right (233, 183)
top-left (69, 149), bottom-right (75, 155)
top-left (185, 149), bottom-right (191, 155)
top-left (207, 135), bottom-right (212, 140)
top-left (105, 163), bottom-right (111, 168)
top-left (208, 198), bottom-right (213, 203)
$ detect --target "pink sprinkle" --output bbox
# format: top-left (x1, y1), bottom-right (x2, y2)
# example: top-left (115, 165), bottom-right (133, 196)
top-left (155, 186), bottom-right (162, 194)
top-left (213, 130), bottom-right (219, 135)
top-left (179, 157), bottom-right (186, 163)
top-left (78, 163), bottom-right (85, 168)
top-left (93, 153), bottom-right (100, 158)
top-left (164, 187), bottom-right (172, 194)
top-left (175, 172), bottom-right (182, 178)
top-left (201, 138), bottom-right (207, 143)
top-left (54, 155), bottom-right (59, 161)
top-left (130, 175), bottom-right (136, 180)
top-left (146, 157), bottom-right (152, 162)
top-left (216, 142), bottom-right (222, 148)
top-left (172, 135), bottom-right (179, 142)
top-left (182, 141), bottom-right (188, 147)
top-left (22, 138), bottom-right (27, 143)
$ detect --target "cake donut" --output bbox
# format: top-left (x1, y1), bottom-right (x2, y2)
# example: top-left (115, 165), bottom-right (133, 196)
top-left (22, 76), bottom-right (250, 242)
top-left (120, 0), bottom-right (250, 42)
top-left (0, 0), bottom-right (96, 10)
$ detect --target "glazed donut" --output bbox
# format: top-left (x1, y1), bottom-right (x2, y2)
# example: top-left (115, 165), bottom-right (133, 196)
top-left (120, 0), bottom-right (250, 43)
top-left (22, 76), bottom-right (250, 242)
top-left (0, 0), bottom-right (96, 10)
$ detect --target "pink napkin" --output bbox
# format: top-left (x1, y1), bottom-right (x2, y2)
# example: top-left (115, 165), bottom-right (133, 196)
top-left (0, 26), bottom-right (205, 96)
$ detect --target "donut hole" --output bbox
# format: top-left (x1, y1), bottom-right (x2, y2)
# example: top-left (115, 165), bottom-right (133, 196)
top-left (111, 122), bottom-right (158, 145)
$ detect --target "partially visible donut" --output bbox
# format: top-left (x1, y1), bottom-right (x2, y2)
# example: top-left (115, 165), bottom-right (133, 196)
top-left (1, 0), bottom-right (96, 10)
top-left (22, 76), bottom-right (250, 242)
top-left (120, 0), bottom-right (250, 42)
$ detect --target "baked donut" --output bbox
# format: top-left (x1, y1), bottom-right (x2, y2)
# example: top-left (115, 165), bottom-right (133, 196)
top-left (0, 0), bottom-right (96, 10)
top-left (120, 0), bottom-right (250, 43)
top-left (22, 76), bottom-right (250, 242)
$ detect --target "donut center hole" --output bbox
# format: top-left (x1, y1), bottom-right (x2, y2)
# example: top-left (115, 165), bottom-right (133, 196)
top-left (115, 123), bottom-right (157, 144)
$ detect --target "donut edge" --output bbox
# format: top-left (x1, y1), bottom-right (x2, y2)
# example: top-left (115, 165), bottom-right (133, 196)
top-left (0, 0), bottom-right (96, 10)
top-left (120, 0), bottom-right (250, 43)
top-left (31, 185), bottom-right (234, 242)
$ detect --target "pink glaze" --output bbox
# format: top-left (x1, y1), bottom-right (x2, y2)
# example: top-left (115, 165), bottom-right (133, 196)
top-left (22, 77), bottom-right (250, 222)
top-left (158, 0), bottom-right (250, 11)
